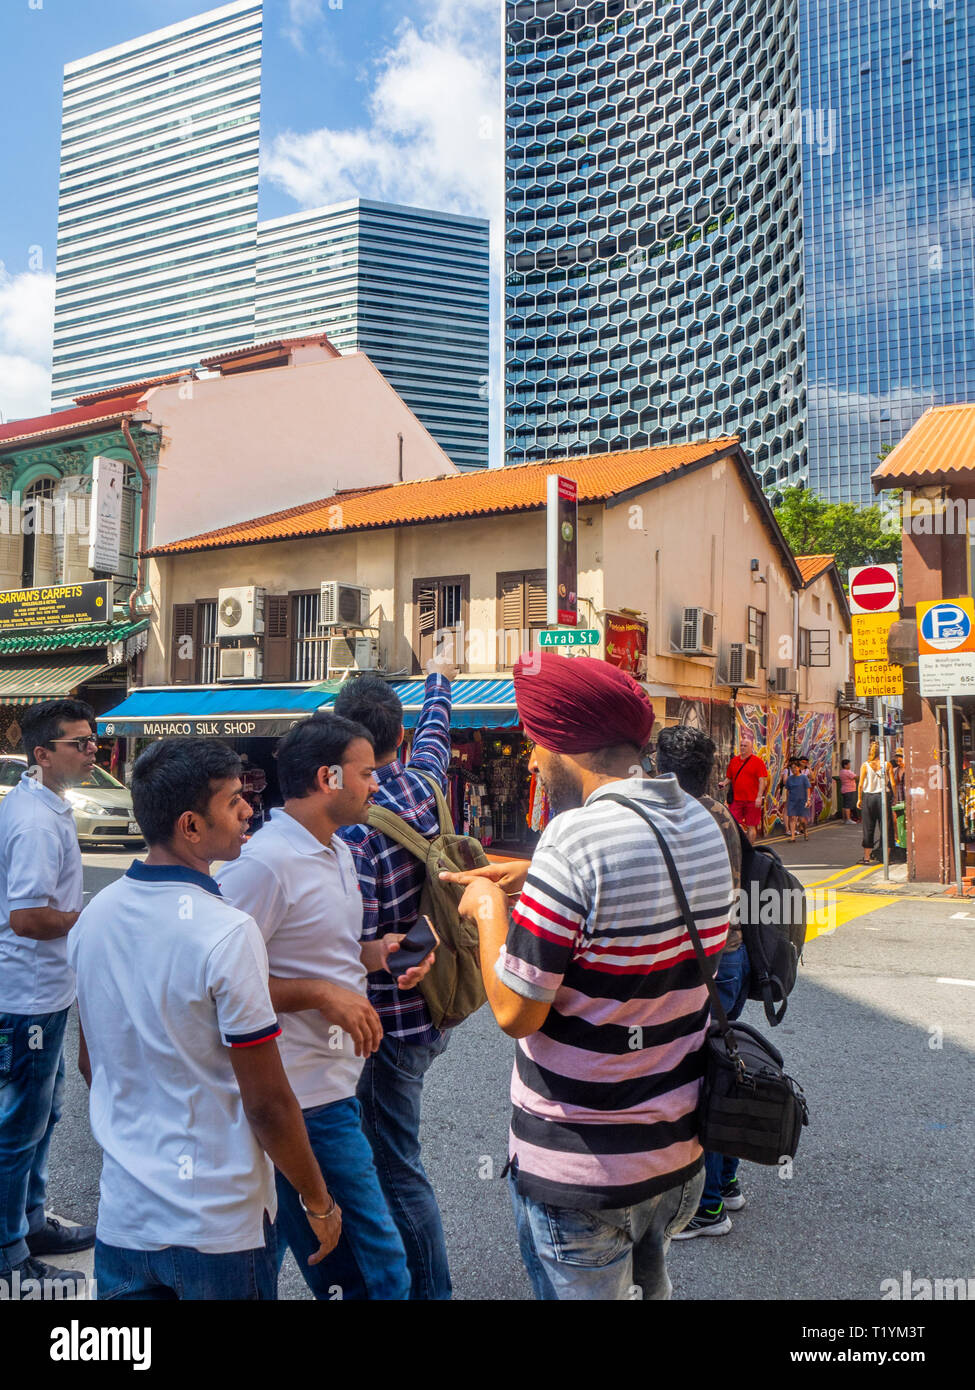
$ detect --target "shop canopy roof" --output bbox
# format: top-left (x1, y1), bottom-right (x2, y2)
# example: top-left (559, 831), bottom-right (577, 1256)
top-left (98, 678), bottom-right (520, 738)
top-left (0, 661), bottom-right (112, 701)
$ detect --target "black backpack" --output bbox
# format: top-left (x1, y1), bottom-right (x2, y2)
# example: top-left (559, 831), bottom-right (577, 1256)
top-left (736, 825), bottom-right (806, 1026)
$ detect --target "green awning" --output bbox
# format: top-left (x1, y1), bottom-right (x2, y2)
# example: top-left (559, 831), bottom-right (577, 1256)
top-left (0, 618), bottom-right (148, 657)
top-left (0, 661), bottom-right (112, 700)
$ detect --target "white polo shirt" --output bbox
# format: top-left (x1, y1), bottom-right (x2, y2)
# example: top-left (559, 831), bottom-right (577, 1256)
top-left (0, 772), bottom-right (83, 1013)
top-left (218, 809), bottom-right (367, 1110)
top-left (66, 862), bottom-right (280, 1254)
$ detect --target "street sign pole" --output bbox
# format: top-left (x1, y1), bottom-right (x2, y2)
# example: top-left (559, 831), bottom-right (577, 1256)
top-left (877, 697), bottom-right (889, 880)
top-left (946, 694), bottom-right (964, 898)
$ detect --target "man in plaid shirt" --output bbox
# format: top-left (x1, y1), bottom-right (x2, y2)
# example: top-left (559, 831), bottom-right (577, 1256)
top-left (335, 655), bottom-right (456, 1300)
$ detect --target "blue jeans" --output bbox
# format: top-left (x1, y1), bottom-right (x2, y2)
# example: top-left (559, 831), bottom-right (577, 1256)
top-left (0, 1009), bottom-right (68, 1271)
top-left (275, 1095), bottom-right (410, 1301)
top-left (701, 944), bottom-right (751, 1210)
top-left (510, 1167), bottom-right (705, 1301)
top-left (356, 1030), bottom-right (451, 1300)
top-left (95, 1215), bottom-right (277, 1300)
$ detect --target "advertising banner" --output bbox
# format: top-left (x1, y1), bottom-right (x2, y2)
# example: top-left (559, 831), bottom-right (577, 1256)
top-left (0, 581), bottom-right (110, 634)
top-left (546, 474), bottom-right (578, 627)
top-left (605, 612), bottom-right (648, 679)
top-left (88, 456), bottom-right (123, 574)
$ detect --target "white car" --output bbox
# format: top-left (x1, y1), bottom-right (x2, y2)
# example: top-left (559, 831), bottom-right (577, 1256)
top-left (0, 755), bottom-right (144, 847)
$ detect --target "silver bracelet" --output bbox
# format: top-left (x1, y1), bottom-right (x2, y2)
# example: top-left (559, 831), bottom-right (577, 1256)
top-left (299, 1192), bottom-right (337, 1221)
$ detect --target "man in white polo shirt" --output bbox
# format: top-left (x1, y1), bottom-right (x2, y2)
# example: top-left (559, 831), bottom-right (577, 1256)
top-left (69, 739), bottom-right (341, 1300)
top-left (0, 699), bottom-right (97, 1299)
top-left (219, 712), bottom-right (434, 1301)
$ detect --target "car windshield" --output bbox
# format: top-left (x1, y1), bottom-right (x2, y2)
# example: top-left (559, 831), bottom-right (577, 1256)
top-left (77, 766), bottom-right (125, 790)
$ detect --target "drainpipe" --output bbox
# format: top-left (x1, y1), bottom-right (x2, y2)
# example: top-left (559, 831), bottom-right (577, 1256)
top-left (397, 432), bottom-right (404, 482)
top-left (791, 585), bottom-right (800, 757)
top-left (121, 419), bottom-right (152, 620)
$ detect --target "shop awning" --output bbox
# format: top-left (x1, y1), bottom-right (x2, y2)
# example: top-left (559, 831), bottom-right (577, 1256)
top-left (391, 678), bottom-right (518, 730)
top-left (97, 685), bottom-right (332, 738)
top-left (0, 661), bottom-right (112, 700)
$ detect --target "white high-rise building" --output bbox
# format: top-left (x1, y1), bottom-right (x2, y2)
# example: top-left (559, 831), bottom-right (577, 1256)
top-left (255, 200), bottom-right (491, 470)
top-left (51, 0), bottom-right (262, 407)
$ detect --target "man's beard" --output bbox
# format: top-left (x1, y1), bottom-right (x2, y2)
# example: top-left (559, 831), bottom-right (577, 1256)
top-left (539, 757), bottom-right (584, 816)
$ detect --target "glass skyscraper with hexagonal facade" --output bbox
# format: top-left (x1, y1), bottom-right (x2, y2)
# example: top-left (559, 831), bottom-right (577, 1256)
top-left (505, 0), bottom-right (806, 491)
top-left (801, 0), bottom-right (975, 505)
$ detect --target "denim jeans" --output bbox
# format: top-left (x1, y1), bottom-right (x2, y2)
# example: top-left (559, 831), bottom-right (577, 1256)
top-left (0, 1008), bottom-right (68, 1271)
top-left (356, 1030), bottom-right (451, 1300)
top-left (701, 944), bottom-right (751, 1210)
top-left (95, 1215), bottom-right (277, 1300)
top-left (275, 1095), bottom-right (410, 1301)
top-left (510, 1166), bottom-right (705, 1301)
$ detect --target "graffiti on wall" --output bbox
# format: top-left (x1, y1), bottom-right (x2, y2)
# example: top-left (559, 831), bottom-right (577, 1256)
top-left (661, 697), bottom-right (837, 836)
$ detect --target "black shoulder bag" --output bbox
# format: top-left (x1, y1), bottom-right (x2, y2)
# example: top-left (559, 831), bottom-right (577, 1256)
top-left (602, 793), bottom-right (809, 1164)
top-left (725, 754), bottom-right (750, 806)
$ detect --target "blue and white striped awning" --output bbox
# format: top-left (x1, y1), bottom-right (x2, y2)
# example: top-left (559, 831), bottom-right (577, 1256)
top-left (316, 678), bottom-right (519, 730)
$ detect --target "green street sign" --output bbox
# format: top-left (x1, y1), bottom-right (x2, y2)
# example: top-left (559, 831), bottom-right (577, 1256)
top-left (538, 628), bottom-right (600, 647)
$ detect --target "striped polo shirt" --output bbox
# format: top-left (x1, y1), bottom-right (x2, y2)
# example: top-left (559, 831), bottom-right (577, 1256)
top-left (497, 775), bottom-right (732, 1211)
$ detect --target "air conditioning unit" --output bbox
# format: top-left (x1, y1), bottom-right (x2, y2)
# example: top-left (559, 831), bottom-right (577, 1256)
top-left (680, 606), bottom-right (717, 655)
top-left (328, 636), bottom-right (378, 672)
top-left (217, 586), bottom-right (265, 639)
top-left (728, 642), bottom-right (760, 687)
top-left (772, 666), bottom-right (799, 695)
top-left (321, 581), bottom-right (371, 629)
top-left (219, 647), bottom-right (263, 681)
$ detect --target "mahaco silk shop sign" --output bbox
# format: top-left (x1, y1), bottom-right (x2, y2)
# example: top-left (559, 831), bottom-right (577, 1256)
top-left (0, 581), bottom-right (110, 634)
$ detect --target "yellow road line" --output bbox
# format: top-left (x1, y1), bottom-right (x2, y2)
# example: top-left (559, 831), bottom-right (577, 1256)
top-left (804, 863), bottom-right (878, 890)
top-left (805, 889), bottom-right (900, 942)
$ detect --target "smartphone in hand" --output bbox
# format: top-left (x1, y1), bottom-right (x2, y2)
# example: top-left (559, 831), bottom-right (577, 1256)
top-left (386, 915), bottom-right (437, 979)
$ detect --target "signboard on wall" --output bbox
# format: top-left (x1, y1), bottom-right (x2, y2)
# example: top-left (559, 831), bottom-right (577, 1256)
top-left (0, 581), bottom-right (110, 634)
top-left (851, 611), bottom-right (898, 662)
top-left (88, 455), bottom-right (123, 574)
top-left (546, 474), bottom-right (578, 627)
top-left (916, 598), bottom-right (975, 697)
top-left (605, 612), bottom-right (648, 680)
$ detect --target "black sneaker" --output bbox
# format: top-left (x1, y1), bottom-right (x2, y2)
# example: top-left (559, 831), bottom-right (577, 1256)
top-left (0, 1256), bottom-right (87, 1300)
top-left (721, 1178), bottom-right (746, 1211)
top-left (671, 1205), bottom-right (733, 1239)
top-left (27, 1216), bottom-right (95, 1256)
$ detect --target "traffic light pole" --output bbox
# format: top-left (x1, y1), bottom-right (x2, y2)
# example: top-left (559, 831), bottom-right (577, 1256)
top-left (946, 694), bottom-right (964, 897)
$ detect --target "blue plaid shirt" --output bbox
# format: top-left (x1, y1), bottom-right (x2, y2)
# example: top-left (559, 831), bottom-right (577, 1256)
top-left (338, 673), bottom-right (452, 1045)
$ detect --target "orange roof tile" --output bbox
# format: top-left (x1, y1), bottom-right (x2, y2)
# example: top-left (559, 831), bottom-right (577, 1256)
top-left (73, 370), bottom-right (196, 405)
top-left (795, 554), bottom-right (835, 585)
top-left (149, 439), bottom-right (742, 556)
top-left (872, 404), bottom-right (975, 488)
top-left (199, 334), bottom-right (340, 369)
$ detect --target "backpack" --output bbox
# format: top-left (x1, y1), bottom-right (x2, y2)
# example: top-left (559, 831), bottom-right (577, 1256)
top-left (736, 825), bottom-right (806, 1026)
top-left (366, 771), bottom-right (490, 1029)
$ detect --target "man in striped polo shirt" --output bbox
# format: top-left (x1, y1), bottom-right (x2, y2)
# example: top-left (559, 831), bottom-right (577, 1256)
top-left (445, 654), bottom-right (733, 1300)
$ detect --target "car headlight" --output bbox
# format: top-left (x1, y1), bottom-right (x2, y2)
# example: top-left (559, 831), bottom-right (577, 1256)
top-left (69, 796), bottom-right (109, 817)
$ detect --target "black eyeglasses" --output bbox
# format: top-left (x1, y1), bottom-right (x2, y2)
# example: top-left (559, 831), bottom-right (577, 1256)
top-left (47, 736), bottom-right (98, 752)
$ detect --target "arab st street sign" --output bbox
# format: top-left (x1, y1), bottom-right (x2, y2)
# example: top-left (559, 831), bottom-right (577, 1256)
top-left (538, 629), bottom-right (600, 648)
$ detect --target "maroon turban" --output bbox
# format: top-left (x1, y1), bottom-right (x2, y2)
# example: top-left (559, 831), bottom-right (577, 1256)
top-left (513, 652), bottom-right (655, 754)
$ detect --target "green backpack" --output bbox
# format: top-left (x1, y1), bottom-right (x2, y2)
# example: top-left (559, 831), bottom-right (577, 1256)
top-left (366, 771), bottom-right (491, 1029)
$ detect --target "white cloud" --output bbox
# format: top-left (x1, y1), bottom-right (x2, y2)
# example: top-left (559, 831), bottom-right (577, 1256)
top-left (0, 267), bottom-right (54, 422)
top-left (265, 0), bottom-right (502, 221)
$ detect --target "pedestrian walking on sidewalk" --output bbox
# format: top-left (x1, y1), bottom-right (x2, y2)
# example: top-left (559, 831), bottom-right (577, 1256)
top-left (838, 760), bottom-right (858, 823)
top-left (857, 741), bottom-right (888, 864)
top-left (725, 734), bottom-right (769, 844)
top-left (783, 759), bottom-right (812, 842)
top-left (443, 654), bottom-right (733, 1300)
top-left (0, 700), bottom-right (97, 1300)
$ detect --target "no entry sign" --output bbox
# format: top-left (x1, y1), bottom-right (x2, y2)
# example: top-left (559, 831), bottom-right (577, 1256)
top-left (848, 563), bottom-right (899, 615)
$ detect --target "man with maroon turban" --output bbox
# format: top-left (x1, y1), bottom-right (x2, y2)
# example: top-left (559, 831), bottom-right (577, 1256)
top-left (442, 653), bottom-right (733, 1300)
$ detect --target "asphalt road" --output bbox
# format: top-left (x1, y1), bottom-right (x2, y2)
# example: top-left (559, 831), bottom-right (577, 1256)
top-left (47, 834), bottom-right (975, 1301)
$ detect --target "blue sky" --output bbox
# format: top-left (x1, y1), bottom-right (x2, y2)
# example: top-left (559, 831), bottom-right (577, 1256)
top-left (0, 0), bottom-right (501, 423)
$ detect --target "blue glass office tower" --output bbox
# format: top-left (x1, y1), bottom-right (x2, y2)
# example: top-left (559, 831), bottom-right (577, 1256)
top-left (505, 0), bottom-right (806, 487)
top-left (801, 0), bottom-right (975, 504)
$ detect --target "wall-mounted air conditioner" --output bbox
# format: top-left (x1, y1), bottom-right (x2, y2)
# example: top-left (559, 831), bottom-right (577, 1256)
top-left (328, 636), bottom-right (379, 672)
top-left (219, 647), bottom-right (263, 681)
top-left (728, 642), bottom-right (760, 687)
top-left (321, 581), bottom-right (371, 629)
top-left (680, 606), bottom-right (717, 655)
top-left (772, 666), bottom-right (799, 695)
top-left (217, 586), bottom-right (265, 639)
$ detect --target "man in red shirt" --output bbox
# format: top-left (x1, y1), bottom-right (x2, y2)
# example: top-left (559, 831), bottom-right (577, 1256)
top-left (725, 733), bottom-right (769, 844)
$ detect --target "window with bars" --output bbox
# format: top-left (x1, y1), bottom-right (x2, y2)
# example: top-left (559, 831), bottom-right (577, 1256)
top-left (798, 626), bottom-right (811, 667)
top-left (293, 591), bottom-right (328, 681)
top-left (22, 478), bottom-right (57, 588)
top-left (198, 600), bottom-right (219, 683)
top-left (497, 569), bottom-right (548, 667)
top-left (170, 599), bottom-right (217, 683)
top-left (747, 605), bottom-right (767, 668)
top-left (412, 576), bottom-right (469, 673)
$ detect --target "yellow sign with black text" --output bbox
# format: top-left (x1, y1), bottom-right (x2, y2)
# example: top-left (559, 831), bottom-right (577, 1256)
top-left (851, 611), bottom-right (898, 663)
top-left (854, 660), bottom-right (904, 698)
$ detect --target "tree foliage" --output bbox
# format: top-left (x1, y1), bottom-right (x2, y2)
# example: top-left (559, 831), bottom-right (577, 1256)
top-left (773, 487), bottom-right (901, 578)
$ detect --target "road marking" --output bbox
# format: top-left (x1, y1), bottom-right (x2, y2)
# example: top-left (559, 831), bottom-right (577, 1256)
top-left (936, 977), bottom-right (975, 988)
top-left (950, 912), bottom-right (975, 921)
top-left (805, 890), bottom-right (900, 942)
top-left (805, 864), bottom-right (878, 890)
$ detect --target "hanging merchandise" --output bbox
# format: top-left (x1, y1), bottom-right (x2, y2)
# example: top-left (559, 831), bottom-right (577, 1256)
top-left (960, 764), bottom-right (975, 843)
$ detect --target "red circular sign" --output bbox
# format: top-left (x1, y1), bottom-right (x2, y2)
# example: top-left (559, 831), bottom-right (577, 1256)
top-left (850, 566), bottom-right (898, 612)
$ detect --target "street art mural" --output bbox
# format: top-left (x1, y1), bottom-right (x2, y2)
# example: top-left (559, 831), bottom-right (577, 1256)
top-left (658, 698), bottom-right (837, 837)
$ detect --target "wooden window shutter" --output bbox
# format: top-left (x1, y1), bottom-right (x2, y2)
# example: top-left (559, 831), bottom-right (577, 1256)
top-left (500, 575), bottom-right (524, 630)
top-left (61, 480), bottom-right (91, 584)
top-left (0, 527), bottom-right (21, 592)
top-left (171, 604), bottom-right (196, 683)
top-left (30, 498), bottom-right (56, 587)
top-left (263, 595), bottom-right (291, 681)
top-left (525, 571), bottom-right (548, 627)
